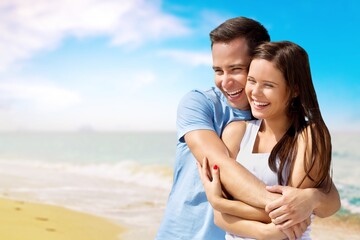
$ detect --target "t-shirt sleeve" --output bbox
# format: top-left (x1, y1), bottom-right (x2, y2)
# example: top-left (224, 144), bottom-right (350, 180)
top-left (176, 90), bottom-right (215, 142)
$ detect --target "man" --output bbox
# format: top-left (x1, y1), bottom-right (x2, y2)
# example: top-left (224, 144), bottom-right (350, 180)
top-left (156, 17), bottom-right (340, 240)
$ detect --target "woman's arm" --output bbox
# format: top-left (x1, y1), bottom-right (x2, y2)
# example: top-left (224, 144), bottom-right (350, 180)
top-left (197, 158), bottom-right (308, 240)
top-left (212, 197), bottom-right (270, 222)
top-left (214, 210), bottom-right (287, 240)
top-left (214, 211), bottom-right (310, 240)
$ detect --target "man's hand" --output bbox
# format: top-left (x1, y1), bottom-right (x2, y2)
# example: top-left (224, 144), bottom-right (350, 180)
top-left (265, 185), bottom-right (314, 229)
top-left (280, 217), bottom-right (311, 240)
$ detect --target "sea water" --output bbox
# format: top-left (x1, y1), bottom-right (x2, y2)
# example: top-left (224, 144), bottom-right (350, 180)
top-left (0, 131), bottom-right (359, 236)
top-left (331, 132), bottom-right (360, 216)
top-left (0, 131), bottom-right (177, 237)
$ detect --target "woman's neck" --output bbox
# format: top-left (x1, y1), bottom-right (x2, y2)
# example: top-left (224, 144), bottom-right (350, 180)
top-left (259, 116), bottom-right (291, 142)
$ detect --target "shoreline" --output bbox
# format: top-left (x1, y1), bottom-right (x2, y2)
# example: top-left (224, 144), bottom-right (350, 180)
top-left (0, 158), bottom-right (359, 240)
top-left (0, 197), bottom-right (126, 240)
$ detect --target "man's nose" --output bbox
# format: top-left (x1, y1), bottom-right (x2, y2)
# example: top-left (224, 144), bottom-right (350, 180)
top-left (221, 73), bottom-right (233, 88)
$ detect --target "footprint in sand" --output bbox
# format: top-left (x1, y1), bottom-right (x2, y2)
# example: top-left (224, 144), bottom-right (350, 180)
top-left (14, 207), bottom-right (22, 211)
top-left (35, 217), bottom-right (57, 233)
top-left (35, 217), bottom-right (49, 222)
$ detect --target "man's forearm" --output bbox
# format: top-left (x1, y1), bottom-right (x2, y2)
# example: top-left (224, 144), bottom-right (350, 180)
top-left (185, 129), bottom-right (280, 208)
top-left (218, 159), bottom-right (279, 208)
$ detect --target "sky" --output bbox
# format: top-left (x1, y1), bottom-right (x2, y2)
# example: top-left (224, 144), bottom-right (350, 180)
top-left (0, 0), bottom-right (359, 132)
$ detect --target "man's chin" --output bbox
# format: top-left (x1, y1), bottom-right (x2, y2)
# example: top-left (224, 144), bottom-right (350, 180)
top-left (229, 101), bottom-right (250, 111)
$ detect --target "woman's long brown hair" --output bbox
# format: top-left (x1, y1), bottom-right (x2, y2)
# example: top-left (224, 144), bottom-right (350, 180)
top-left (252, 41), bottom-right (332, 190)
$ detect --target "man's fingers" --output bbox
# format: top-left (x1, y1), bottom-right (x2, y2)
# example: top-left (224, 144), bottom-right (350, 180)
top-left (277, 219), bottom-right (294, 230)
top-left (272, 212), bottom-right (290, 226)
top-left (281, 228), bottom-right (295, 240)
top-left (265, 197), bottom-right (283, 213)
top-left (299, 220), bottom-right (308, 233)
top-left (266, 185), bottom-right (285, 194)
top-left (267, 200), bottom-right (285, 216)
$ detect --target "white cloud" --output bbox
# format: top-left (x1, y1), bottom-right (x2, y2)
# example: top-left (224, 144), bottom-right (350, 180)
top-left (132, 72), bottom-right (157, 89)
top-left (159, 49), bottom-right (212, 66)
top-left (0, 82), bottom-right (82, 108)
top-left (0, 0), bottom-right (190, 70)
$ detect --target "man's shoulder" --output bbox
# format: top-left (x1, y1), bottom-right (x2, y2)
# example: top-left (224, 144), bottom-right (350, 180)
top-left (181, 87), bottom-right (224, 104)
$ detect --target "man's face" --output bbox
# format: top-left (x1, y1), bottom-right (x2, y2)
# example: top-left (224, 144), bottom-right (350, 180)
top-left (212, 38), bottom-right (251, 110)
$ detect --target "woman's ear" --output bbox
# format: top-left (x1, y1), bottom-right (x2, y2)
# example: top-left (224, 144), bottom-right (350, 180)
top-left (293, 86), bottom-right (299, 98)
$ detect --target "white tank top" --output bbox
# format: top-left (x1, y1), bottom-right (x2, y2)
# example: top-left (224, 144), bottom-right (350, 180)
top-left (225, 119), bottom-right (311, 240)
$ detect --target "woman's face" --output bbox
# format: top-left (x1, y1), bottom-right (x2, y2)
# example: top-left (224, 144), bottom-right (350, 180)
top-left (245, 59), bottom-right (290, 121)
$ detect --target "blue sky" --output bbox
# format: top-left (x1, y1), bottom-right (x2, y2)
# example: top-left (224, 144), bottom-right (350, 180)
top-left (0, 0), bottom-right (359, 132)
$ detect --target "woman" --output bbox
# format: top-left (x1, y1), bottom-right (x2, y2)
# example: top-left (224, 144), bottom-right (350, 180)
top-left (198, 41), bottom-right (333, 239)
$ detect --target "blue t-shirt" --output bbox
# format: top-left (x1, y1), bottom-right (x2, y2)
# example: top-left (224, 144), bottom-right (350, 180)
top-left (156, 87), bottom-right (251, 240)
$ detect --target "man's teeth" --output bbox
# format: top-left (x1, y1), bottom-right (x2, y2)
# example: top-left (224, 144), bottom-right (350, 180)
top-left (227, 89), bottom-right (243, 96)
top-left (253, 101), bottom-right (269, 106)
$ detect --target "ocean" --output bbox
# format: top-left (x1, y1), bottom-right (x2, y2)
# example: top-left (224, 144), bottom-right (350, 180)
top-left (0, 131), bottom-right (359, 238)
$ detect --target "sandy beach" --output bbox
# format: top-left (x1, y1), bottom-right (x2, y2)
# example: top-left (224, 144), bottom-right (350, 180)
top-left (311, 215), bottom-right (360, 240)
top-left (1, 196), bottom-right (359, 240)
top-left (0, 198), bottom-right (124, 240)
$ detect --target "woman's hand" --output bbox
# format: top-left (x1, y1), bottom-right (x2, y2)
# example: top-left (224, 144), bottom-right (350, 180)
top-left (197, 157), bottom-right (223, 208)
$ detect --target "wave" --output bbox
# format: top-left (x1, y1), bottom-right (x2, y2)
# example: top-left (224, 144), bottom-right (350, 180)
top-left (337, 183), bottom-right (360, 215)
top-left (0, 159), bottom-right (173, 191)
top-left (2, 158), bottom-right (359, 217)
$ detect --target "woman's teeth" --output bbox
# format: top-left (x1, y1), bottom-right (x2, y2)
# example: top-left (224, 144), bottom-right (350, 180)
top-left (253, 100), bottom-right (269, 106)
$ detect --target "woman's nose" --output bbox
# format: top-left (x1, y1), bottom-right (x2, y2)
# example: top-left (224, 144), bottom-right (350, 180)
top-left (251, 84), bottom-right (261, 96)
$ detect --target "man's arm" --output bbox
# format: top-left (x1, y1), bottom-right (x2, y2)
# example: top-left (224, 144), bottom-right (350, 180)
top-left (312, 181), bottom-right (341, 217)
top-left (185, 129), bottom-right (277, 208)
top-left (265, 126), bottom-right (341, 229)
top-left (265, 181), bottom-right (341, 229)
top-left (178, 90), bottom-right (275, 207)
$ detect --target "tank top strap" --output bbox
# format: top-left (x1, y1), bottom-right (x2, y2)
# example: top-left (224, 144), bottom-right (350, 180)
top-left (239, 119), bottom-right (262, 154)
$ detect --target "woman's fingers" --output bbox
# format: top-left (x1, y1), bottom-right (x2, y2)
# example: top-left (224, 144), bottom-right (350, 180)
top-left (196, 160), bottom-right (204, 182)
top-left (202, 157), bottom-right (210, 181)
